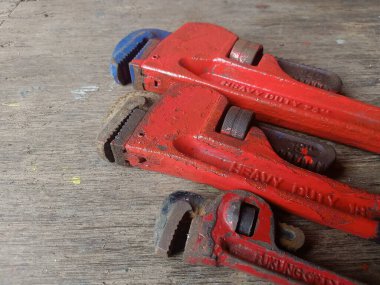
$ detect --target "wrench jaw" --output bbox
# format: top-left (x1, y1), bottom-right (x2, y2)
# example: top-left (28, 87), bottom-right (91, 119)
top-left (183, 194), bottom-right (225, 264)
top-left (154, 191), bottom-right (205, 257)
top-left (110, 29), bottom-right (170, 85)
top-left (184, 190), bottom-right (278, 267)
top-left (96, 91), bottom-right (159, 165)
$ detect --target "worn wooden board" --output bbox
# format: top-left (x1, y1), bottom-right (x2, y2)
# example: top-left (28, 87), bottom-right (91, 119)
top-left (0, 0), bottom-right (379, 284)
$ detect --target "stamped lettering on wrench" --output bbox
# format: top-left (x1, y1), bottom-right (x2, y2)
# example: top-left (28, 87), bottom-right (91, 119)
top-left (248, 251), bottom-right (338, 285)
top-left (291, 184), bottom-right (339, 207)
top-left (220, 80), bottom-right (331, 114)
top-left (229, 163), bottom-right (372, 218)
top-left (229, 162), bottom-right (283, 187)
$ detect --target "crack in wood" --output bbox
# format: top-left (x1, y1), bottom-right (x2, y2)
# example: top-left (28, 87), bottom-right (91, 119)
top-left (0, 0), bottom-right (22, 28)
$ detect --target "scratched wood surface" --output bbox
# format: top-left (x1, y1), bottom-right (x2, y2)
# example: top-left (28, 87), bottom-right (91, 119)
top-left (0, 0), bottom-right (379, 284)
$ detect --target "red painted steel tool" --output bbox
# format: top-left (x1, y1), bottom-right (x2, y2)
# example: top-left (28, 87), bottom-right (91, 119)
top-left (97, 86), bottom-right (380, 241)
top-left (111, 22), bottom-right (380, 153)
top-left (154, 190), bottom-right (361, 285)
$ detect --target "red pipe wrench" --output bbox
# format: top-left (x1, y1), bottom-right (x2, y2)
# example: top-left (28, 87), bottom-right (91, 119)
top-left (111, 22), bottom-right (380, 153)
top-left (154, 191), bottom-right (361, 285)
top-left (97, 86), bottom-right (380, 241)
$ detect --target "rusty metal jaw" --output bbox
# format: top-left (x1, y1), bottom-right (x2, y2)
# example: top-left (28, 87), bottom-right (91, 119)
top-left (154, 191), bottom-right (205, 257)
top-left (96, 91), bottom-right (159, 165)
top-left (156, 191), bottom-right (360, 285)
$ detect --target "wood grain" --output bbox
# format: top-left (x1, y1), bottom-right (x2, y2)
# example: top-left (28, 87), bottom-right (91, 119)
top-left (0, 0), bottom-right (379, 284)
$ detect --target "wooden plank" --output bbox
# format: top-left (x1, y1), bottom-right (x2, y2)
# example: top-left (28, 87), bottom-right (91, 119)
top-left (0, 0), bottom-right (378, 284)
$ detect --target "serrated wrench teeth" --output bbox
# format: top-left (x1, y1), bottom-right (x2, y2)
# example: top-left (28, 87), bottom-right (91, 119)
top-left (96, 92), bottom-right (158, 164)
top-left (154, 191), bottom-right (205, 257)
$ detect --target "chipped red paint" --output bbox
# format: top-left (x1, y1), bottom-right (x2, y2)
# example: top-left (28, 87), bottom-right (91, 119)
top-left (301, 147), bottom-right (309, 155)
top-left (122, 85), bottom-right (380, 240)
top-left (131, 22), bottom-right (380, 153)
top-left (300, 147), bottom-right (314, 164)
top-left (183, 191), bottom-right (359, 285)
top-left (303, 156), bottom-right (314, 165)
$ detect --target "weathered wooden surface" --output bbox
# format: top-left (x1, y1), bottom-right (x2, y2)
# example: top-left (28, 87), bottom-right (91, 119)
top-left (0, 0), bottom-right (379, 284)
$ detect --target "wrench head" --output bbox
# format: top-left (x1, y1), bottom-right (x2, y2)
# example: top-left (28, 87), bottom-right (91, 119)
top-left (110, 28), bottom-right (170, 85)
top-left (96, 91), bottom-right (159, 165)
top-left (153, 189), bottom-right (307, 260)
top-left (154, 191), bottom-right (205, 257)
